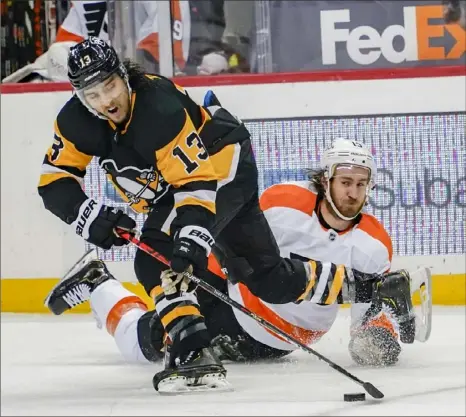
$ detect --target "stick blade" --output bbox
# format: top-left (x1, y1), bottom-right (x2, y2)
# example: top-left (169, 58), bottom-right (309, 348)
top-left (362, 382), bottom-right (384, 399)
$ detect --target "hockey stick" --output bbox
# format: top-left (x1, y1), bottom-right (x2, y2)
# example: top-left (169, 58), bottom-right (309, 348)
top-left (116, 229), bottom-right (384, 399)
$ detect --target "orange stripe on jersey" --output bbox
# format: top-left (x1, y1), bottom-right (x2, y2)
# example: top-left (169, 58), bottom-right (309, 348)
top-left (55, 27), bottom-right (85, 43)
top-left (207, 254), bottom-right (227, 279)
top-left (260, 184), bottom-right (318, 216)
top-left (106, 296), bottom-right (148, 336)
top-left (47, 120), bottom-right (93, 169)
top-left (357, 214), bottom-right (393, 262)
top-left (170, 0), bottom-right (186, 70)
top-left (238, 283), bottom-right (326, 346)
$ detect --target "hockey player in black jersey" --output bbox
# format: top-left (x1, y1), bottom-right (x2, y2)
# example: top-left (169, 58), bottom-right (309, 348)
top-left (41, 37), bottom-right (418, 394)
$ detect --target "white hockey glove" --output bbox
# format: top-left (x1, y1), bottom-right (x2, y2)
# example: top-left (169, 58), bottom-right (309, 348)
top-left (161, 266), bottom-right (196, 299)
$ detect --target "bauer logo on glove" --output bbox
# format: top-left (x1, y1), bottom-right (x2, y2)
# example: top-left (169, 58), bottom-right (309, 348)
top-left (171, 225), bottom-right (214, 275)
top-left (188, 228), bottom-right (215, 247)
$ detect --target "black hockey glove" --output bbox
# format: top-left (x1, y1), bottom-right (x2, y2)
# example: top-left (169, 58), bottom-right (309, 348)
top-left (72, 199), bottom-right (136, 250)
top-left (170, 225), bottom-right (213, 275)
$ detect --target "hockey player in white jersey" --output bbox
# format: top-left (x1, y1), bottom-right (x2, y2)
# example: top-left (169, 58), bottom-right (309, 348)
top-left (45, 139), bottom-right (432, 393)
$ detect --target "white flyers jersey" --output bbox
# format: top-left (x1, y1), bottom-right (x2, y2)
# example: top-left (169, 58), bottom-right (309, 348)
top-left (227, 181), bottom-right (393, 351)
top-left (56, 1), bottom-right (109, 42)
top-left (55, 1), bottom-right (190, 70)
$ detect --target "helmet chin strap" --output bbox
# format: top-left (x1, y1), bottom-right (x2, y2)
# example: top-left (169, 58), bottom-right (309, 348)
top-left (325, 185), bottom-right (370, 221)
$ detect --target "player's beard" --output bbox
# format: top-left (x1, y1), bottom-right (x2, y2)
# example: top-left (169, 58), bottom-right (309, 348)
top-left (327, 193), bottom-right (365, 220)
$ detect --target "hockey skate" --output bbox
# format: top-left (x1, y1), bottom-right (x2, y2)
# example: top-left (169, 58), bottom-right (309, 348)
top-left (153, 343), bottom-right (232, 395)
top-left (374, 268), bottom-right (432, 344)
top-left (211, 334), bottom-right (247, 362)
top-left (44, 249), bottom-right (114, 315)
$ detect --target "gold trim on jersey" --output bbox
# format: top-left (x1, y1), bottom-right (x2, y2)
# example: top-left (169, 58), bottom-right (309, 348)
top-left (39, 172), bottom-right (76, 187)
top-left (211, 143), bottom-right (239, 187)
top-left (174, 195), bottom-right (216, 214)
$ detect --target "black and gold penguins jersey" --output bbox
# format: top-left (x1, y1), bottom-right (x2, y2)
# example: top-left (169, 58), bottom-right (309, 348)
top-left (38, 75), bottom-right (242, 236)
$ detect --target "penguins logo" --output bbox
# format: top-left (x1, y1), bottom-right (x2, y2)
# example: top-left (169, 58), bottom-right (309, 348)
top-left (100, 159), bottom-right (170, 213)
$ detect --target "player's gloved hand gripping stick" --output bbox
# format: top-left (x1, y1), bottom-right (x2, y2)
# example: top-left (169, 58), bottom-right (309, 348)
top-left (116, 228), bottom-right (385, 400)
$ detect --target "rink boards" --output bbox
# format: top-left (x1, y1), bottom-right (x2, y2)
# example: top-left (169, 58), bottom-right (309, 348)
top-left (1, 68), bottom-right (465, 312)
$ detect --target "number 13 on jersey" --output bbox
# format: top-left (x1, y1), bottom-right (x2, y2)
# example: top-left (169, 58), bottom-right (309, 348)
top-left (172, 131), bottom-right (209, 174)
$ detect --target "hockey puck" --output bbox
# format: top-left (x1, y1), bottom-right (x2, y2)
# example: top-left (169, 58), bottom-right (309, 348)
top-left (343, 393), bottom-right (366, 402)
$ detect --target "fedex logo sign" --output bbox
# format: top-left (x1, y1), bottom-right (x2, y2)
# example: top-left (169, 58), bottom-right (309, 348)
top-left (321, 5), bottom-right (465, 65)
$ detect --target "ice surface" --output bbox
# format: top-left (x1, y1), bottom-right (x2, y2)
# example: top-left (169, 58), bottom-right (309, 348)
top-left (1, 306), bottom-right (465, 416)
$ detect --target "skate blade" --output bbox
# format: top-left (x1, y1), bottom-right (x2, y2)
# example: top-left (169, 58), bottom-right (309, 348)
top-left (411, 267), bottom-right (432, 342)
top-left (157, 373), bottom-right (234, 395)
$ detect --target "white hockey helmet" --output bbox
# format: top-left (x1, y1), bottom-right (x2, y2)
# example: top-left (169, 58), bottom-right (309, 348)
top-left (321, 139), bottom-right (376, 220)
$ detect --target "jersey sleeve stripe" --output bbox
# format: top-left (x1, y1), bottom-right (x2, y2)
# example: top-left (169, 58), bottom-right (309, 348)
top-left (174, 189), bottom-right (216, 208)
top-left (39, 172), bottom-right (79, 188)
top-left (173, 196), bottom-right (216, 214)
top-left (238, 283), bottom-right (326, 346)
top-left (215, 143), bottom-right (241, 189)
top-left (297, 260), bottom-right (317, 302)
top-left (175, 180), bottom-right (217, 193)
top-left (324, 265), bottom-right (346, 304)
top-left (260, 183), bottom-right (317, 215)
top-left (41, 157), bottom-right (86, 178)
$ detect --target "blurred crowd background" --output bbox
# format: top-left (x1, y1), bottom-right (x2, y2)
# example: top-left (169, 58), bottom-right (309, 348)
top-left (1, 0), bottom-right (465, 83)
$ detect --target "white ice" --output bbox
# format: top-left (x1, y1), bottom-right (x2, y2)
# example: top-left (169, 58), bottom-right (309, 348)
top-left (1, 306), bottom-right (465, 416)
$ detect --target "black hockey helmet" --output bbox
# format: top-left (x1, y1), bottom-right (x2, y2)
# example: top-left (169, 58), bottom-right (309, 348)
top-left (67, 36), bottom-right (126, 90)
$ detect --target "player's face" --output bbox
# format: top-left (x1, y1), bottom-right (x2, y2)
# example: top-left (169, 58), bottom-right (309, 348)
top-left (83, 74), bottom-right (130, 123)
top-left (328, 165), bottom-right (370, 218)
